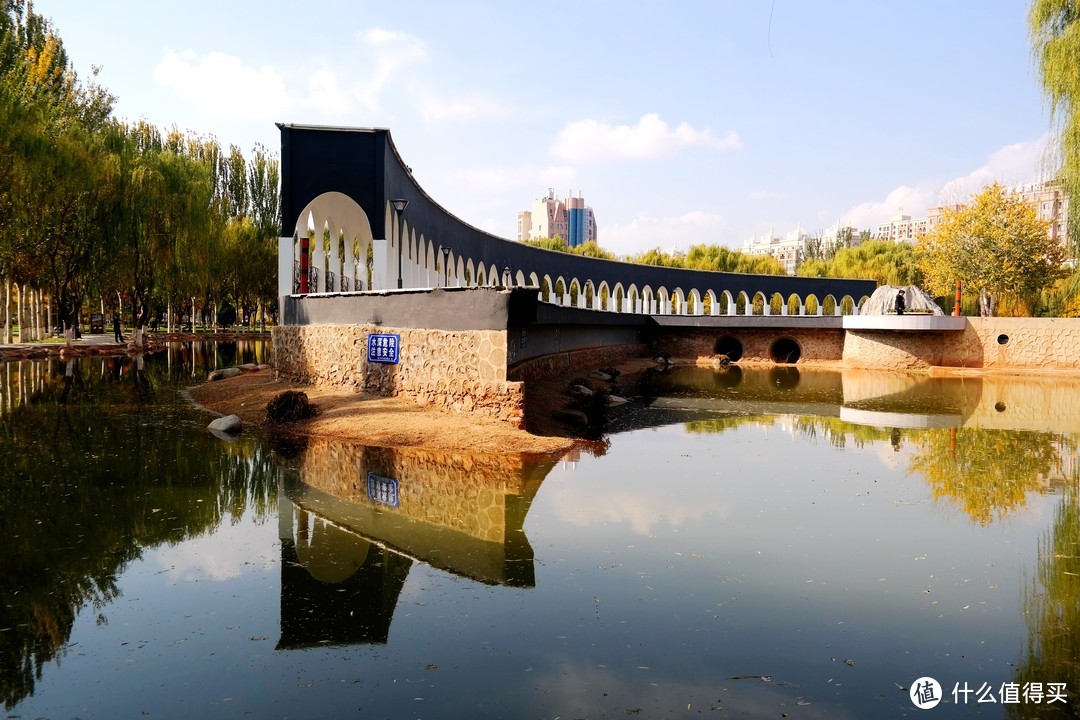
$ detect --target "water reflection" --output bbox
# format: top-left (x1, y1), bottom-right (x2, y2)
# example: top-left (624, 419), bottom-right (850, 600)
top-left (7, 351), bottom-right (1080, 717)
top-left (1013, 491), bottom-right (1080, 718)
top-left (273, 441), bottom-right (559, 648)
top-left (617, 366), bottom-right (1080, 526)
top-left (0, 342), bottom-right (274, 709)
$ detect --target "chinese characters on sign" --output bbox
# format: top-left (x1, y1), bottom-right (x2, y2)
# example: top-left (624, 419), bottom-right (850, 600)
top-left (910, 676), bottom-right (1067, 709)
top-left (367, 333), bottom-right (400, 364)
top-left (366, 472), bottom-right (399, 508)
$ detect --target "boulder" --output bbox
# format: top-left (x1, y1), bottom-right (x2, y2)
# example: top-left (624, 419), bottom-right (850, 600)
top-left (208, 414), bottom-right (242, 434)
top-left (208, 367), bottom-right (243, 381)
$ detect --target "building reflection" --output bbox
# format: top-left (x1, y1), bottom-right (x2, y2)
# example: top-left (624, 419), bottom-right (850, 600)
top-left (274, 440), bottom-right (559, 648)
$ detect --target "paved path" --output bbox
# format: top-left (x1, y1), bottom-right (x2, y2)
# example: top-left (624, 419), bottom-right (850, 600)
top-left (0, 332), bottom-right (123, 350)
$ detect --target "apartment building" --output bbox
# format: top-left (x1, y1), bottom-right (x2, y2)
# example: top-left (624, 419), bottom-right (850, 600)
top-left (516, 189), bottom-right (597, 247)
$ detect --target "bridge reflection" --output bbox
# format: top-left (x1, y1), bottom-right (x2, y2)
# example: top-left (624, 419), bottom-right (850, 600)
top-left (611, 366), bottom-right (1080, 434)
top-left (275, 441), bottom-right (558, 648)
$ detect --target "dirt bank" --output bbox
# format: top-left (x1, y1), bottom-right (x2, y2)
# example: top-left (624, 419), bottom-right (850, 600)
top-left (188, 370), bottom-right (575, 454)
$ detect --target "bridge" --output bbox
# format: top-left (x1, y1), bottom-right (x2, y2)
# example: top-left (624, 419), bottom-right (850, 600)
top-left (270, 125), bottom-right (904, 427)
top-left (275, 124), bottom-right (876, 318)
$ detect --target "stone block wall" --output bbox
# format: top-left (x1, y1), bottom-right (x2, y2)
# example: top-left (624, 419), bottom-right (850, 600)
top-left (658, 328), bottom-right (846, 363)
top-left (273, 324), bottom-right (526, 427)
top-left (844, 318), bottom-right (1080, 373)
top-left (294, 440), bottom-right (539, 544)
top-left (941, 317), bottom-right (1080, 372)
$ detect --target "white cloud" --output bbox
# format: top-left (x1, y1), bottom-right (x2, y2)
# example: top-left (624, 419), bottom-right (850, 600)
top-left (551, 113), bottom-right (742, 162)
top-left (549, 479), bottom-right (731, 536)
top-left (840, 136), bottom-right (1051, 232)
top-left (153, 49), bottom-right (291, 119)
top-left (938, 135), bottom-right (1050, 203)
top-left (151, 516), bottom-right (275, 582)
top-left (354, 28), bottom-right (427, 111)
top-left (841, 184), bottom-right (940, 231)
top-left (603, 210), bottom-right (729, 257)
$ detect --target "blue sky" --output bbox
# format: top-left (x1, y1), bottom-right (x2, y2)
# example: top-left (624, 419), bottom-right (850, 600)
top-left (43, 1), bottom-right (1051, 256)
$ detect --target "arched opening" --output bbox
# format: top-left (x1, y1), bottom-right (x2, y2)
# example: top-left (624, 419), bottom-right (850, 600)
top-left (769, 337), bottom-right (801, 363)
top-left (715, 335), bottom-right (744, 362)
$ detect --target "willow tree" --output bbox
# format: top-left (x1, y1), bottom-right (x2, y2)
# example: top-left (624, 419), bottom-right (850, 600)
top-left (1030, 0), bottom-right (1080, 255)
top-left (915, 183), bottom-right (1065, 316)
top-left (797, 239), bottom-right (920, 286)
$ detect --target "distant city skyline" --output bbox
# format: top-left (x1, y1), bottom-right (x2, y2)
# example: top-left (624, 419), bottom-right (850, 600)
top-left (42, 0), bottom-right (1052, 256)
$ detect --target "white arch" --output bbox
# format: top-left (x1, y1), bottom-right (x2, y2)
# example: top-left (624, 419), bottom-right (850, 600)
top-left (288, 192), bottom-right (374, 293)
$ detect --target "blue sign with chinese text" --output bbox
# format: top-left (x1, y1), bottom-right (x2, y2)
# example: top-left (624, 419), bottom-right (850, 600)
top-left (367, 333), bottom-right (400, 364)
top-left (366, 472), bottom-right (399, 508)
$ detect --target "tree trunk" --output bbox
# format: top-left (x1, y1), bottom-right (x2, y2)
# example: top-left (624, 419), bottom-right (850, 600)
top-left (17, 284), bottom-right (24, 342)
top-left (3, 279), bottom-right (9, 344)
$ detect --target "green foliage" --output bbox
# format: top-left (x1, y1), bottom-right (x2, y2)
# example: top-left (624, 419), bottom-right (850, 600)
top-left (0, 2), bottom-right (279, 328)
top-left (523, 237), bottom-right (617, 260)
top-left (627, 244), bottom-right (787, 274)
top-left (915, 183), bottom-right (1066, 316)
top-left (797, 239), bottom-right (921, 286)
top-left (1030, 0), bottom-right (1080, 255)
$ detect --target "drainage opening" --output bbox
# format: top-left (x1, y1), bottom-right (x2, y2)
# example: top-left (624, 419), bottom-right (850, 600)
top-left (769, 337), bottom-right (802, 363)
top-left (997, 334), bottom-right (1010, 345)
top-left (715, 336), bottom-right (744, 362)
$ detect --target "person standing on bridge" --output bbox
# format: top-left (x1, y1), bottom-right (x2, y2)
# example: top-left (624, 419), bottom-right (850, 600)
top-left (895, 289), bottom-right (906, 316)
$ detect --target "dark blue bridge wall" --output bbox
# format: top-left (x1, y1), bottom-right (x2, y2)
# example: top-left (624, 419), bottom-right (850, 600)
top-left (279, 124), bottom-right (876, 303)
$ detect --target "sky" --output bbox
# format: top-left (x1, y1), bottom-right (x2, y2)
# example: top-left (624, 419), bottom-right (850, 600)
top-left (41, 0), bottom-right (1054, 257)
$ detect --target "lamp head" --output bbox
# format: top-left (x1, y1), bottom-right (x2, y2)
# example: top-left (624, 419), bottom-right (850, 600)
top-left (390, 198), bottom-right (409, 213)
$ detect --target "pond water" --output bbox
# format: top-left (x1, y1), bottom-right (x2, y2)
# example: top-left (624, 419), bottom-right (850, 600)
top-left (2, 345), bottom-right (1078, 719)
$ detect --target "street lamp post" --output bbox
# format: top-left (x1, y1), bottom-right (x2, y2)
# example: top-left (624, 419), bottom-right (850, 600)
top-left (390, 198), bottom-right (409, 289)
top-left (440, 246), bottom-right (451, 287)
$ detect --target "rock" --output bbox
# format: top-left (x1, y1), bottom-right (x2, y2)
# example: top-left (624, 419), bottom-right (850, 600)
top-left (589, 370), bottom-right (612, 382)
top-left (712, 354), bottom-right (731, 368)
top-left (208, 414), bottom-right (242, 434)
top-left (237, 363), bottom-right (259, 372)
top-left (554, 409), bottom-right (590, 426)
top-left (208, 367), bottom-right (243, 381)
top-left (256, 364), bottom-right (272, 371)
top-left (569, 384), bottom-right (595, 397)
top-left (607, 394), bottom-right (628, 406)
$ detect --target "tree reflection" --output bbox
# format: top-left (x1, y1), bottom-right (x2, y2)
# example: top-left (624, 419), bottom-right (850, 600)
top-left (1011, 491), bottom-right (1080, 718)
top-left (0, 348), bottom-right (278, 709)
top-left (908, 428), bottom-right (1067, 525)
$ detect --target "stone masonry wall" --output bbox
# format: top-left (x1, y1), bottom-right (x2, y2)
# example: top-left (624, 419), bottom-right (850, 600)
top-left (273, 324), bottom-right (525, 427)
top-left (294, 440), bottom-right (537, 544)
top-left (845, 318), bottom-right (1080, 373)
top-left (658, 328), bottom-right (846, 363)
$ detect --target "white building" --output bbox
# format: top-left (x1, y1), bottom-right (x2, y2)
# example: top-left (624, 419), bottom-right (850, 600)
top-left (743, 224), bottom-right (864, 275)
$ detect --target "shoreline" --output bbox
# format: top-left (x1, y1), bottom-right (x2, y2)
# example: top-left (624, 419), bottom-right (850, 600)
top-left (188, 370), bottom-right (577, 456)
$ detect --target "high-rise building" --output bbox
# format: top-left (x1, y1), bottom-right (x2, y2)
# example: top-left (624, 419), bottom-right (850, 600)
top-left (516, 189), bottom-right (597, 247)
